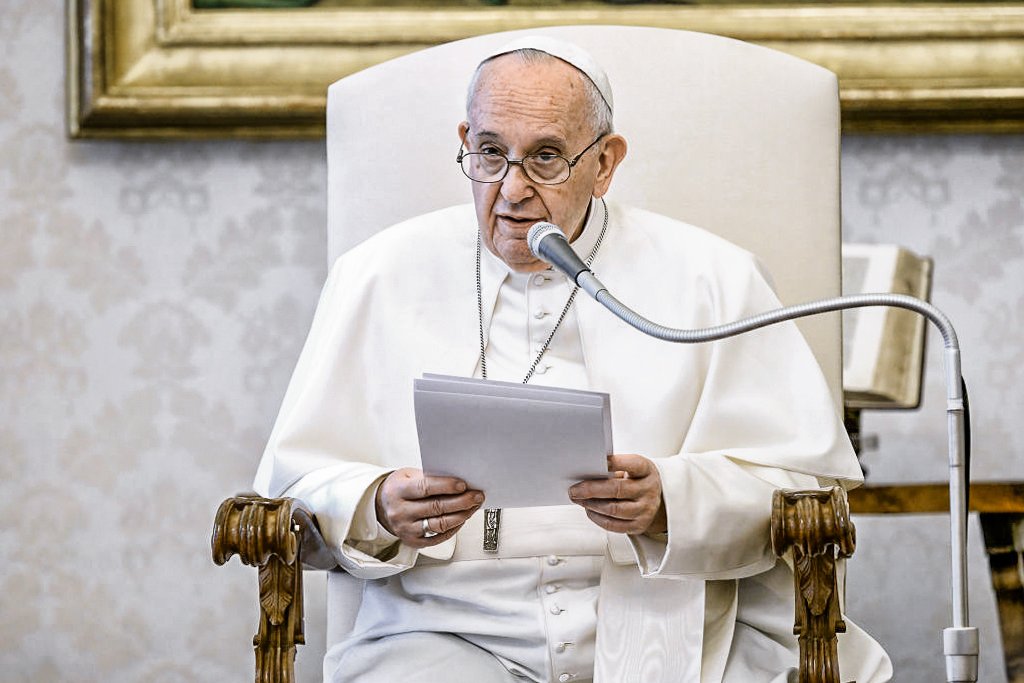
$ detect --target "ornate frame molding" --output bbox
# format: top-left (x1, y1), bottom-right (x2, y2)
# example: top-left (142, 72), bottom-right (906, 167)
top-left (68, 0), bottom-right (1024, 138)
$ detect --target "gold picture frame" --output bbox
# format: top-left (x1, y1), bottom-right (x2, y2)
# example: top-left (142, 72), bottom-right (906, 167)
top-left (68, 0), bottom-right (1024, 139)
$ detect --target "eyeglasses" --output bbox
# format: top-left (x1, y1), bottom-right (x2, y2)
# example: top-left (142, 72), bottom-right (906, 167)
top-left (456, 133), bottom-right (605, 185)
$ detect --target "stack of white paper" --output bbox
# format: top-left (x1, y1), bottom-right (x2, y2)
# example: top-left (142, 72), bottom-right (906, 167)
top-left (413, 374), bottom-right (613, 508)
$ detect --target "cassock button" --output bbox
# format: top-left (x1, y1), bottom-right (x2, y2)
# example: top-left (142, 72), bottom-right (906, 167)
top-left (546, 555), bottom-right (560, 566)
top-left (545, 584), bottom-right (560, 594)
top-left (558, 674), bottom-right (572, 682)
top-left (535, 365), bottom-right (548, 375)
top-left (550, 605), bottom-right (564, 615)
top-left (532, 274), bottom-right (547, 286)
top-left (534, 310), bottom-right (547, 319)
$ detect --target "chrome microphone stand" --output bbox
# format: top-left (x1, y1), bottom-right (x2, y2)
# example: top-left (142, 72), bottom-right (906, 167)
top-left (529, 225), bottom-right (979, 682)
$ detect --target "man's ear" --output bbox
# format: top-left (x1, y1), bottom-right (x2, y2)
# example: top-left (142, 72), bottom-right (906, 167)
top-left (592, 134), bottom-right (628, 199)
top-left (458, 121), bottom-right (470, 146)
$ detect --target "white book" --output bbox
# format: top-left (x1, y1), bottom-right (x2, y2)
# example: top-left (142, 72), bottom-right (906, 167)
top-left (841, 243), bottom-right (933, 409)
top-left (414, 374), bottom-right (612, 508)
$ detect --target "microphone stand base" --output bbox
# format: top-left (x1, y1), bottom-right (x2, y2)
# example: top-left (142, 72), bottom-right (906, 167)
top-left (944, 626), bottom-right (979, 683)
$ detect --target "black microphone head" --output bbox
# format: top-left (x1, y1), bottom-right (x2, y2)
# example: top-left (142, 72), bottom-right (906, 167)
top-left (527, 222), bottom-right (565, 259)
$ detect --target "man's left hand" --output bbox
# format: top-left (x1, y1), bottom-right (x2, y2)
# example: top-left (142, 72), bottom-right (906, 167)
top-left (569, 454), bottom-right (667, 536)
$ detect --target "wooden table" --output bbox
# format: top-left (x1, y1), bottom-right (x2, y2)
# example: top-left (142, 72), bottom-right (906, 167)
top-left (849, 483), bottom-right (1024, 682)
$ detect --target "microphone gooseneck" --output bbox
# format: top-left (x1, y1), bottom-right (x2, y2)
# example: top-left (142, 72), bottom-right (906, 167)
top-left (528, 222), bottom-right (978, 683)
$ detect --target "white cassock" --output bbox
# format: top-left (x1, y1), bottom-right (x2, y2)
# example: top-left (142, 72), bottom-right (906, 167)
top-left (253, 198), bottom-right (893, 683)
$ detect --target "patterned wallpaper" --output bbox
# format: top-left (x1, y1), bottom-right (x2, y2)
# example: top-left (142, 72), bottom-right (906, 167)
top-left (841, 136), bottom-right (1024, 683)
top-left (1, 1), bottom-right (1021, 681)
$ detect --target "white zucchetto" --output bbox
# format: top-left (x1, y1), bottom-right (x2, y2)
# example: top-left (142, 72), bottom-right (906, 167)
top-left (480, 36), bottom-right (614, 114)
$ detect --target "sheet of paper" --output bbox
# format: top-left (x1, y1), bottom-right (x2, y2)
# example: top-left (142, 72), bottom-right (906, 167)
top-left (414, 375), bottom-right (612, 509)
top-left (420, 374), bottom-right (613, 452)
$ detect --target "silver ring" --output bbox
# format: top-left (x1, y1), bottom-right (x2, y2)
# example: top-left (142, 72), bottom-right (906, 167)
top-left (422, 518), bottom-right (438, 538)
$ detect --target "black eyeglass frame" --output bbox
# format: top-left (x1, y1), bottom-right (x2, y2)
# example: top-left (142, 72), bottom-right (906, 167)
top-left (456, 132), bottom-right (606, 185)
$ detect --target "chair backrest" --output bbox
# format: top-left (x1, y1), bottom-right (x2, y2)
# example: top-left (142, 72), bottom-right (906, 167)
top-left (321, 27), bottom-right (844, 662)
top-left (326, 24), bottom-right (842, 402)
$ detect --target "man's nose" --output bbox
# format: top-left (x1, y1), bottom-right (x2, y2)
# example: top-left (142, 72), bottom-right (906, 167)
top-left (499, 162), bottom-right (536, 204)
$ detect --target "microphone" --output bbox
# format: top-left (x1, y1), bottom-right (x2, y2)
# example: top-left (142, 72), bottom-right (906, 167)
top-left (527, 222), bottom-right (607, 298)
top-left (527, 223), bottom-right (589, 280)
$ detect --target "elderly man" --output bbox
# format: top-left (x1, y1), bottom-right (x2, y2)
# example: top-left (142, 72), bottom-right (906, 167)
top-left (255, 37), bottom-right (891, 683)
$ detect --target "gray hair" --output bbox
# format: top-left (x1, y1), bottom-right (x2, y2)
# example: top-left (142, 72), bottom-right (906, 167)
top-left (466, 48), bottom-right (614, 136)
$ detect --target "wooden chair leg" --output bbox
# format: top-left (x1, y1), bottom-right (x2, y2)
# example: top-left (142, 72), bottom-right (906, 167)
top-left (772, 487), bottom-right (856, 683)
top-left (213, 495), bottom-right (306, 683)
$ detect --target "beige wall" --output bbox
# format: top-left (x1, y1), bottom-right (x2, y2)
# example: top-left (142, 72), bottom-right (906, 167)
top-left (1, 1), bottom-right (1020, 681)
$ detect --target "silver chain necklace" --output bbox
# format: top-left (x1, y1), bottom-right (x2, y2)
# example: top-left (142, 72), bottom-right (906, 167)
top-left (476, 198), bottom-right (608, 384)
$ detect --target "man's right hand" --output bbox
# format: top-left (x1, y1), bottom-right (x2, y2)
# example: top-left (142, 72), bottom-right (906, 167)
top-left (375, 468), bottom-right (484, 548)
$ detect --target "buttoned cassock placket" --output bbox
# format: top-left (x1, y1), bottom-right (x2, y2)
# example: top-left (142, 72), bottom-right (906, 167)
top-left (473, 208), bottom-right (606, 682)
top-left (325, 204), bottom-right (610, 683)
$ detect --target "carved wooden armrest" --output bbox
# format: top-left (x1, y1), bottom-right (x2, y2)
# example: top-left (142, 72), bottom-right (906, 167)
top-left (212, 494), bottom-right (331, 683)
top-left (772, 486), bottom-right (856, 683)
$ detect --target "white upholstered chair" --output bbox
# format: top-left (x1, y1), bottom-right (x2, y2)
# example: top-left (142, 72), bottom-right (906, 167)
top-left (327, 26), bottom-right (842, 396)
top-left (213, 25), bottom-right (853, 683)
